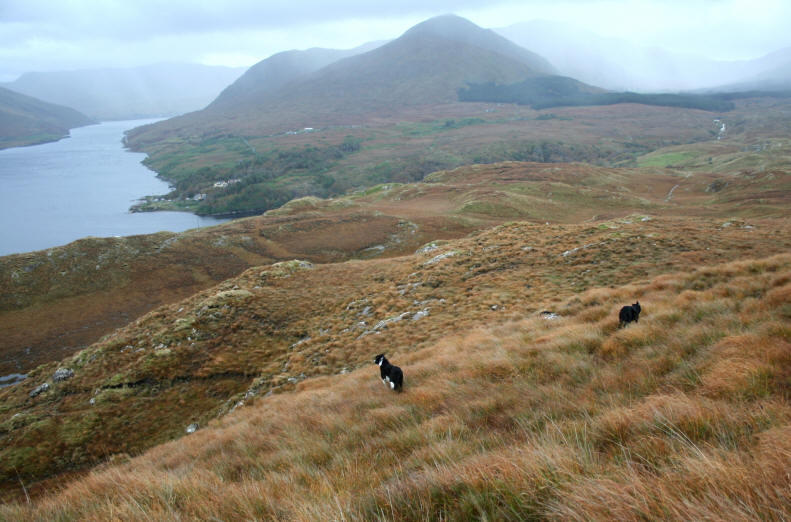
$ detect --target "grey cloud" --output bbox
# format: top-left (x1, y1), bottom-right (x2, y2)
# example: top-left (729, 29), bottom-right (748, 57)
top-left (0, 0), bottom-right (788, 83)
top-left (1, 0), bottom-right (504, 39)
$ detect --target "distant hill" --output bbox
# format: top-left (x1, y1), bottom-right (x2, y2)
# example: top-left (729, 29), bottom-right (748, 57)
top-left (263, 14), bottom-right (555, 116)
top-left (710, 48), bottom-right (791, 92)
top-left (497, 21), bottom-right (791, 92)
top-left (2, 63), bottom-right (245, 121)
top-left (0, 86), bottom-right (93, 149)
top-left (207, 42), bottom-right (384, 112)
top-left (127, 15), bottom-right (558, 145)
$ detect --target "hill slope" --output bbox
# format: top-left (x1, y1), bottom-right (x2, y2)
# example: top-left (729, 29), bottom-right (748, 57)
top-left (2, 248), bottom-right (790, 518)
top-left (0, 86), bottom-right (93, 149)
top-left (1, 92), bottom-right (790, 509)
top-left (713, 48), bottom-right (791, 91)
top-left (4, 134), bottom-right (790, 379)
top-left (125, 15), bottom-right (557, 145)
top-left (1, 212), bottom-right (790, 496)
top-left (207, 42), bottom-right (384, 112)
top-left (5, 94), bottom-right (791, 375)
top-left (3, 63), bottom-right (245, 121)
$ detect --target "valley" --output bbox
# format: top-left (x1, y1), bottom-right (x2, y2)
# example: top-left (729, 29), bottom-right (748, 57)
top-left (1, 11), bottom-right (790, 520)
top-left (4, 127), bottom-right (790, 378)
top-left (2, 114), bottom-right (791, 505)
top-left (127, 101), bottom-right (724, 216)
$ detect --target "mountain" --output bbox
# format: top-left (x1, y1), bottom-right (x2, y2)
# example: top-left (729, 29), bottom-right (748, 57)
top-left (748, 47), bottom-right (791, 87)
top-left (0, 86), bottom-right (93, 149)
top-left (127, 15), bottom-right (557, 144)
top-left (207, 42), bottom-right (384, 111)
top-left (2, 63), bottom-right (246, 121)
top-left (121, 15), bottom-right (789, 222)
top-left (261, 14), bottom-right (555, 116)
top-left (497, 20), bottom-right (791, 92)
top-left (119, 15), bottom-right (570, 217)
top-left (711, 48), bottom-right (791, 91)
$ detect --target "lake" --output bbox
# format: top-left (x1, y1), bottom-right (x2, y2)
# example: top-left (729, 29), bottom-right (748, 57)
top-left (0, 120), bottom-right (228, 256)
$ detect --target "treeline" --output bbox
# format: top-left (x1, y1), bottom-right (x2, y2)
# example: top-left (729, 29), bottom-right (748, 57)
top-left (457, 76), bottom-right (739, 112)
top-left (469, 140), bottom-right (649, 166)
top-left (708, 90), bottom-right (791, 101)
top-left (193, 135), bottom-right (362, 216)
top-left (191, 136), bottom-right (656, 216)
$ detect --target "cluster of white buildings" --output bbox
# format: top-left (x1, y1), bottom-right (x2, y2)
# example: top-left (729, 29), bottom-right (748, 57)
top-left (285, 127), bottom-right (315, 135)
top-left (187, 179), bottom-right (242, 202)
top-left (213, 178), bottom-right (242, 189)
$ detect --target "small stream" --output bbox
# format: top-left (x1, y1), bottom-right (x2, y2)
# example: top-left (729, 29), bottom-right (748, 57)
top-left (0, 373), bottom-right (27, 388)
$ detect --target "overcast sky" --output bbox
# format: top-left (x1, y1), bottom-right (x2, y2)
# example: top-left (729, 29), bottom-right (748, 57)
top-left (1, 0), bottom-right (789, 82)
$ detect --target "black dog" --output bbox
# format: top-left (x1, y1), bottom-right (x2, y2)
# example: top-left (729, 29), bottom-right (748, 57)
top-left (374, 353), bottom-right (403, 392)
top-left (619, 301), bottom-right (641, 328)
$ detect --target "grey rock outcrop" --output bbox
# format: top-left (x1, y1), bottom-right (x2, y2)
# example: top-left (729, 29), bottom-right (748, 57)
top-left (29, 382), bottom-right (50, 398)
top-left (53, 368), bottom-right (74, 382)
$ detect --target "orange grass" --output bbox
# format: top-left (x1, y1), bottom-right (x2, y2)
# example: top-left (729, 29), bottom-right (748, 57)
top-left (2, 253), bottom-right (790, 520)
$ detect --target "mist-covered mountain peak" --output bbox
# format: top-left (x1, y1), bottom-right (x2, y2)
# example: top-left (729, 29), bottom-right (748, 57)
top-left (401, 14), bottom-right (557, 76)
top-left (207, 42), bottom-right (384, 112)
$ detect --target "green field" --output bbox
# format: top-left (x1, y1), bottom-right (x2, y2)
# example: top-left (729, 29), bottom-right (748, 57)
top-left (636, 150), bottom-right (701, 168)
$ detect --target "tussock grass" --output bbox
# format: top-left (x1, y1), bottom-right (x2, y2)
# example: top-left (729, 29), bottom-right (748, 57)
top-left (3, 253), bottom-right (791, 520)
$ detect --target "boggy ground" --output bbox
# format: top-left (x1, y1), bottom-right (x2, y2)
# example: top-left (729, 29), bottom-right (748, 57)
top-left (1, 213), bottom-right (790, 502)
top-left (2, 250), bottom-right (790, 520)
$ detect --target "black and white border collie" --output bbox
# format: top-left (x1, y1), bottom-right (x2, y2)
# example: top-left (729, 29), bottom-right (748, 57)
top-left (619, 301), bottom-right (641, 328)
top-left (374, 353), bottom-right (403, 392)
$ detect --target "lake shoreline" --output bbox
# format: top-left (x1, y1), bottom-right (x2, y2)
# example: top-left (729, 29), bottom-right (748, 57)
top-left (129, 198), bottom-right (264, 219)
top-left (0, 119), bottom-right (229, 256)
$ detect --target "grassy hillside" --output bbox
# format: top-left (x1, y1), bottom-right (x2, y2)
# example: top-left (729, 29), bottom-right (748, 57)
top-left (0, 201), bottom-right (472, 377)
top-left (0, 86), bottom-right (93, 149)
top-left (4, 143), bottom-right (790, 379)
top-left (1, 212), bottom-right (790, 499)
top-left (126, 98), bottom-right (737, 217)
top-left (2, 251), bottom-right (790, 518)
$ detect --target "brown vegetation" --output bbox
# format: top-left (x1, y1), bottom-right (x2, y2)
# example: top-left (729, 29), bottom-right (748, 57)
top-left (4, 147), bottom-right (790, 377)
top-left (1, 213), bottom-right (790, 501)
top-left (2, 253), bottom-right (789, 520)
top-left (1, 76), bottom-right (790, 519)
